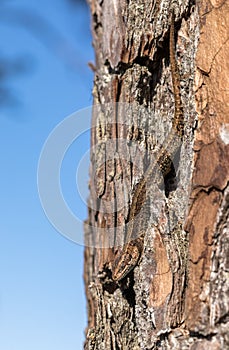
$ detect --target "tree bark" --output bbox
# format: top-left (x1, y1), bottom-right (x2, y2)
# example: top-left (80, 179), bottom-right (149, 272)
top-left (84, 1), bottom-right (229, 349)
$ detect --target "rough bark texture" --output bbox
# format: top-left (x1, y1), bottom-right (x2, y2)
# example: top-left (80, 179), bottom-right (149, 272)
top-left (84, 0), bottom-right (229, 349)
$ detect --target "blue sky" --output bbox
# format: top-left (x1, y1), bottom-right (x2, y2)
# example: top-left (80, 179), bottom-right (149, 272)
top-left (0, 0), bottom-right (94, 349)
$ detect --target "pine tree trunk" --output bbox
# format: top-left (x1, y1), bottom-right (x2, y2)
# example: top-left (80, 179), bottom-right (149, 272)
top-left (84, 1), bottom-right (229, 349)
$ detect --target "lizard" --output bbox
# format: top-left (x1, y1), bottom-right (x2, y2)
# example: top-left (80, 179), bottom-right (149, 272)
top-left (112, 10), bottom-right (184, 282)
